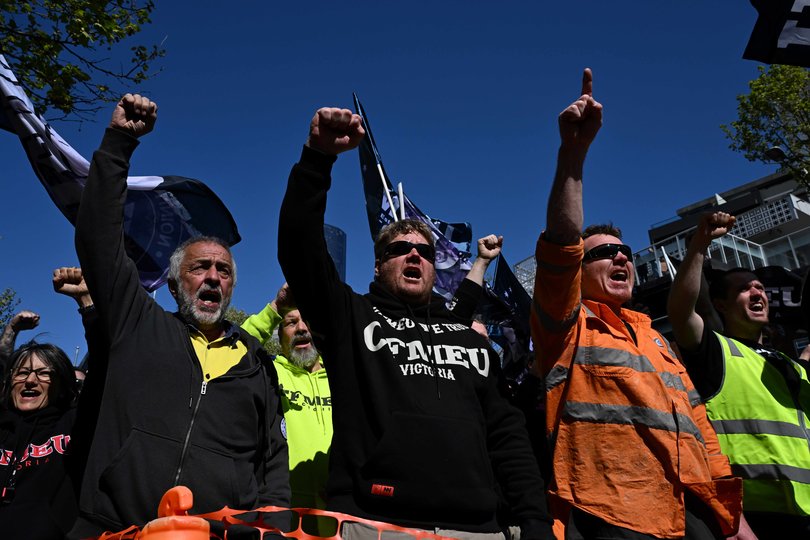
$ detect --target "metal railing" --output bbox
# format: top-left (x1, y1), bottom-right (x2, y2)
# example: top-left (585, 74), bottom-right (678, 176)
top-left (633, 231), bottom-right (768, 286)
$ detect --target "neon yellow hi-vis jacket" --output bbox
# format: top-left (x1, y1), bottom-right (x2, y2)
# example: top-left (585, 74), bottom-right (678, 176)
top-left (242, 303), bottom-right (332, 510)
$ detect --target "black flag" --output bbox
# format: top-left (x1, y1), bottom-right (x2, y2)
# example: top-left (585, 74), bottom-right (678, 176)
top-left (744, 0), bottom-right (810, 67)
top-left (480, 254), bottom-right (533, 377)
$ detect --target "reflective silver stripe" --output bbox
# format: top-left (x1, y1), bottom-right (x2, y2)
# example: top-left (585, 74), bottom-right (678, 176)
top-left (718, 335), bottom-right (744, 357)
top-left (572, 347), bottom-right (693, 400)
top-left (533, 298), bottom-right (579, 333)
top-left (582, 304), bottom-right (596, 318)
top-left (712, 418), bottom-right (808, 439)
top-left (545, 365), bottom-right (569, 393)
top-left (660, 372), bottom-right (687, 392)
top-left (564, 401), bottom-right (705, 443)
top-left (688, 389), bottom-right (703, 407)
top-left (732, 463), bottom-right (810, 484)
top-left (574, 346), bottom-right (656, 372)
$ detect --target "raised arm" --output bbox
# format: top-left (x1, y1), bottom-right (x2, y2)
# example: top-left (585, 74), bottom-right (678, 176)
top-left (241, 283), bottom-right (294, 345)
top-left (668, 212), bottom-right (736, 351)
top-left (545, 68), bottom-right (602, 245)
top-left (447, 235), bottom-right (503, 323)
top-left (465, 235), bottom-right (503, 286)
top-left (0, 311), bottom-right (40, 365)
top-left (75, 94), bottom-right (157, 341)
top-left (278, 108), bottom-right (364, 354)
top-left (531, 69), bottom-right (603, 378)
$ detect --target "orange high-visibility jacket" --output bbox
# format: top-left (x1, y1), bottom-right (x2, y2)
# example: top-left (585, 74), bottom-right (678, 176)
top-left (531, 237), bottom-right (742, 539)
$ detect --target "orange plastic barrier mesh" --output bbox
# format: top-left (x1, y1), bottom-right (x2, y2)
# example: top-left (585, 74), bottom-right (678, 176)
top-left (94, 486), bottom-right (455, 540)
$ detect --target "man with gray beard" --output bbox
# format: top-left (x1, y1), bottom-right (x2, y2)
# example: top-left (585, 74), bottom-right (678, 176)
top-left (71, 94), bottom-right (289, 538)
top-left (243, 283), bottom-right (332, 511)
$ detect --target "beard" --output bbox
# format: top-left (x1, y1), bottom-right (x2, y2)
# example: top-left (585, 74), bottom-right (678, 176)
top-left (286, 333), bottom-right (320, 370)
top-left (177, 284), bottom-right (231, 328)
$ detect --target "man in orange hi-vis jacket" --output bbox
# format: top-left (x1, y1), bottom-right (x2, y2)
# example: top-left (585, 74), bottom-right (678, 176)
top-left (530, 68), bottom-right (744, 540)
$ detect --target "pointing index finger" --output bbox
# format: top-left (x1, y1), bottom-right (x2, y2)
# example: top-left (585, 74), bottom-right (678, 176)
top-left (581, 68), bottom-right (593, 97)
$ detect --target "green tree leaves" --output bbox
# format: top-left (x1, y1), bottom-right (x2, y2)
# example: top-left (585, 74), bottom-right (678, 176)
top-left (1, 0), bottom-right (164, 119)
top-left (224, 306), bottom-right (282, 356)
top-left (0, 288), bottom-right (20, 329)
top-left (722, 65), bottom-right (810, 187)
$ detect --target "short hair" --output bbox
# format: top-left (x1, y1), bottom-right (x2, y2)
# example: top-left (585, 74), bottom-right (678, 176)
top-left (582, 223), bottom-right (623, 240)
top-left (374, 219), bottom-right (435, 260)
top-left (709, 268), bottom-right (759, 301)
top-left (168, 236), bottom-right (237, 285)
top-left (1, 341), bottom-right (77, 410)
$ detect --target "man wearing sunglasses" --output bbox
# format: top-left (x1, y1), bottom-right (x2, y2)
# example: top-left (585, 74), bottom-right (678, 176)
top-left (531, 69), bottom-right (742, 539)
top-left (669, 211), bottom-right (810, 540)
top-left (278, 109), bottom-right (554, 539)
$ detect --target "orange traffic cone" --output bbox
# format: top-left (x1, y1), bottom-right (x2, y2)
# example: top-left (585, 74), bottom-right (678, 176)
top-left (136, 486), bottom-right (209, 540)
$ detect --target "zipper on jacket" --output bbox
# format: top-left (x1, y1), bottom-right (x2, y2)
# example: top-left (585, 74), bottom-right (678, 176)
top-left (174, 380), bottom-right (206, 486)
top-left (173, 324), bottom-right (264, 487)
top-left (173, 329), bottom-right (264, 487)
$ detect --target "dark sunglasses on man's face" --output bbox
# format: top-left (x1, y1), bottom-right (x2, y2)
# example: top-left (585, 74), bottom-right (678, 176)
top-left (583, 243), bottom-right (633, 262)
top-left (381, 241), bottom-right (436, 263)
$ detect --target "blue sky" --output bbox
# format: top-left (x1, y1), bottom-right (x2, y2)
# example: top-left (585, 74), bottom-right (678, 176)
top-left (1, 2), bottom-right (777, 360)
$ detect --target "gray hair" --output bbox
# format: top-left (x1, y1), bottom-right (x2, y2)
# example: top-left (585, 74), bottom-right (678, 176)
top-left (168, 236), bottom-right (237, 285)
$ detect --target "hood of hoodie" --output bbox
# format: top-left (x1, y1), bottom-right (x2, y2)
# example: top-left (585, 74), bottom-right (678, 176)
top-left (0, 404), bottom-right (68, 431)
top-left (366, 281), bottom-right (451, 321)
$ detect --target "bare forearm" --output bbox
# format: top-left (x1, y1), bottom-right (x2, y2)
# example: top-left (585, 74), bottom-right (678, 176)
top-left (0, 325), bottom-right (17, 361)
top-left (668, 236), bottom-right (709, 349)
top-left (545, 146), bottom-right (586, 245)
top-left (465, 257), bottom-right (490, 287)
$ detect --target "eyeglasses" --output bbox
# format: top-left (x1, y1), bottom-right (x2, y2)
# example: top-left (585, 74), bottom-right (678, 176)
top-left (13, 368), bottom-right (53, 382)
top-left (380, 241), bottom-right (436, 264)
top-left (583, 243), bottom-right (632, 262)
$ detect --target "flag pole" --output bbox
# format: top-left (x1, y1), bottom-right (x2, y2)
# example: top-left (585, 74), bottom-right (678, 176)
top-left (397, 183), bottom-right (406, 220)
top-left (377, 164), bottom-right (398, 222)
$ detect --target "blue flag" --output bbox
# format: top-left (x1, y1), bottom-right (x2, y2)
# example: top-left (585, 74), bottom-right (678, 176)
top-left (353, 93), bottom-right (472, 300)
top-left (0, 54), bottom-right (240, 291)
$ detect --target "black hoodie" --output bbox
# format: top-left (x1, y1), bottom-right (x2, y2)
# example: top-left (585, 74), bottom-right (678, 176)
top-left (0, 406), bottom-right (77, 539)
top-left (71, 128), bottom-right (290, 538)
top-left (279, 146), bottom-right (552, 537)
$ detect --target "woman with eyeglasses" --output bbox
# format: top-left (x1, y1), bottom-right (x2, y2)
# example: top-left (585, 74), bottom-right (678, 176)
top-left (0, 341), bottom-right (80, 539)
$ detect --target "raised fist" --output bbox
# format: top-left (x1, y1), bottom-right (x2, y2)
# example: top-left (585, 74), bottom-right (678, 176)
top-left (53, 267), bottom-right (93, 308)
top-left (477, 235), bottom-right (504, 261)
top-left (109, 93), bottom-right (158, 138)
top-left (693, 212), bottom-right (736, 249)
top-left (272, 282), bottom-right (296, 314)
top-left (10, 311), bottom-right (40, 332)
top-left (307, 108), bottom-right (365, 156)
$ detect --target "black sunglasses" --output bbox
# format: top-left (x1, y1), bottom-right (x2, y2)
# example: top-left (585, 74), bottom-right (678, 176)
top-left (583, 243), bottom-right (633, 262)
top-left (380, 241), bottom-right (436, 263)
